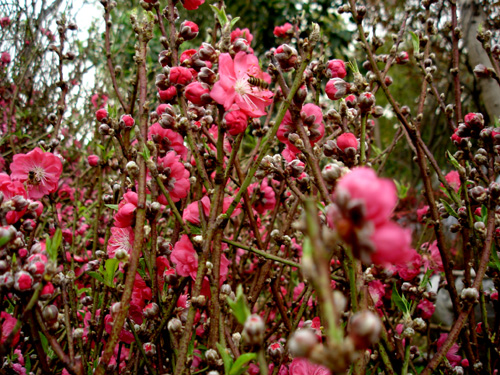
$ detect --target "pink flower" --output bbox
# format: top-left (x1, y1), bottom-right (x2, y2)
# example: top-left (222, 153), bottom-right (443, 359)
top-left (417, 299), bottom-right (435, 319)
top-left (0, 17), bottom-right (10, 28)
top-left (210, 51), bottom-right (273, 118)
top-left (337, 168), bottom-right (396, 226)
top-left (88, 155), bottom-right (99, 167)
top-left (184, 82), bottom-right (211, 105)
top-left (1, 312), bottom-right (19, 346)
top-left (370, 221), bottom-right (414, 265)
top-left (0, 173), bottom-right (27, 224)
top-left (368, 280), bottom-right (385, 308)
top-left (416, 205), bottom-right (429, 223)
top-left (183, 196), bottom-right (210, 225)
top-left (91, 93), bottom-right (108, 109)
top-left (421, 241), bottom-right (444, 273)
top-left (224, 105), bottom-right (249, 135)
top-left (1, 51), bottom-right (11, 64)
top-left (156, 152), bottom-right (190, 204)
top-left (277, 103), bottom-right (325, 153)
top-left (396, 250), bottom-right (422, 280)
top-left (231, 28), bottom-right (253, 44)
top-left (326, 59), bottom-right (347, 79)
top-left (10, 147), bottom-right (63, 199)
top-left (248, 179), bottom-right (276, 214)
top-left (149, 123), bottom-right (188, 159)
top-left (171, 235), bottom-right (198, 279)
top-left (107, 226), bottom-right (135, 258)
top-left (325, 78), bottom-right (349, 100)
top-left (443, 171), bottom-right (460, 192)
top-left (437, 333), bottom-right (461, 367)
top-left (182, 0), bottom-right (205, 10)
top-left (14, 271), bottom-right (33, 291)
top-left (336, 133), bottom-right (358, 152)
top-left (169, 66), bottom-right (193, 86)
top-left (180, 49), bottom-right (197, 65)
top-left (273, 23), bottom-right (293, 37)
top-left (114, 191), bottom-right (138, 228)
top-left (180, 21), bottom-right (199, 40)
top-left (289, 358), bottom-right (331, 375)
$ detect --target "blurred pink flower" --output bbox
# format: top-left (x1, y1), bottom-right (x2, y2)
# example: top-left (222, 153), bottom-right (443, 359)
top-left (443, 170), bottom-right (460, 192)
top-left (289, 358), bottom-right (331, 375)
top-left (156, 151), bottom-right (190, 204)
top-left (211, 51), bottom-right (273, 118)
top-left (437, 333), bottom-right (461, 367)
top-left (274, 23), bottom-right (293, 37)
top-left (231, 28), bottom-right (253, 44)
top-left (10, 147), bottom-right (62, 199)
top-left (0, 173), bottom-right (27, 224)
top-left (171, 235), bottom-right (198, 279)
top-left (417, 299), bottom-right (435, 319)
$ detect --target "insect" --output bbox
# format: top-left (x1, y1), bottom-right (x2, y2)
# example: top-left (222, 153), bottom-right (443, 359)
top-left (28, 170), bottom-right (35, 181)
top-left (247, 75), bottom-right (269, 90)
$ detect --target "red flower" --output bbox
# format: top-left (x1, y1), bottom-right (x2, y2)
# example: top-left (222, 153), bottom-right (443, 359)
top-left (10, 147), bottom-right (63, 199)
top-left (1, 312), bottom-right (19, 346)
top-left (184, 82), bottom-right (211, 105)
top-left (149, 123), bottom-right (187, 159)
top-left (182, 0), bottom-right (204, 10)
top-left (0, 173), bottom-right (27, 224)
top-left (224, 105), bottom-right (249, 136)
top-left (156, 152), bottom-right (190, 204)
top-left (169, 66), bottom-right (193, 86)
top-left (336, 133), bottom-right (358, 152)
top-left (273, 23), bottom-right (293, 37)
top-left (326, 59), bottom-right (347, 79)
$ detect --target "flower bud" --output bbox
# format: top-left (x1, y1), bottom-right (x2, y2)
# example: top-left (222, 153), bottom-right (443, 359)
top-left (464, 112), bottom-right (484, 131)
top-left (168, 318), bottom-right (183, 334)
top-left (158, 50), bottom-right (171, 67)
top-left (225, 107), bottom-right (248, 136)
top-left (143, 343), bottom-right (156, 356)
top-left (322, 163), bottom-right (343, 184)
top-left (358, 92), bottom-right (375, 113)
top-left (88, 155), bottom-right (99, 167)
top-left (326, 59), bottom-right (347, 79)
top-left (184, 82), bottom-right (211, 106)
top-left (469, 186), bottom-right (487, 203)
top-left (158, 86), bottom-right (177, 102)
top-left (95, 109), bottom-right (108, 122)
top-left (274, 44), bottom-right (298, 71)
top-left (14, 270), bottom-right (33, 291)
top-left (336, 133), bottom-right (358, 153)
top-left (288, 329), bottom-right (318, 357)
top-left (205, 348), bottom-right (219, 364)
top-left (198, 43), bottom-right (217, 62)
top-left (179, 20), bottom-right (199, 41)
top-left (120, 114), bottom-right (135, 128)
top-left (242, 314), bottom-right (265, 346)
top-left (396, 51), bottom-right (409, 64)
top-left (198, 67), bottom-right (217, 84)
top-left (349, 311), bottom-right (382, 350)
top-left (169, 67), bottom-right (193, 86)
top-left (40, 282), bottom-right (55, 299)
top-left (268, 342), bottom-right (284, 362)
top-left (42, 305), bottom-right (59, 324)
top-left (473, 64), bottom-right (491, 78)
top-left (111, 302), bottom-right (121, 316)
top-left (143, 302), bottom-right (160, 318)
top-left (325, 78), bottom-right (349, 100)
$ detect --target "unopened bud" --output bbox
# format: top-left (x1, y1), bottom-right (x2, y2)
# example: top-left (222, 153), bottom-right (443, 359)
top-left (288, 329), bottom-right (318, 357)
top-left (242, 314), bottom-right (265, 346)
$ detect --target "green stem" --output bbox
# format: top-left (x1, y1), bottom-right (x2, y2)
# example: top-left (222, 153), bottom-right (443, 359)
top-left (359, 114), bottom-right (367, 165)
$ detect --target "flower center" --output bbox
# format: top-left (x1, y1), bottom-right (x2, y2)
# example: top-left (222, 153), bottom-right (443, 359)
top-left (234, 78), bottom-right (250, 96)
top-left (29, 166), bottom-right (46, 185)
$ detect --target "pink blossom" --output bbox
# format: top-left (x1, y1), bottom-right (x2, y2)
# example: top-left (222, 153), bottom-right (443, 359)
top-left (421, 241), bottom-right (444, 273)
top-left (156, 151), bottom-right (190, 204)
top-left (443, 170), bottom-right (460, 192)
top-left (180, 49), bottom-right (197, 65)
top-left (120, 114), bottom-right (134, 128)
top-left (337, 168), bottom-right (397, 226)
top-left (396, 250), bottom-right (422, 280)
top-left (274, 23), bottom-right (293, 37)
top-left (149, 123), bottom-right (188, 159)
top-left (180, 21), bottom-right (199, 40)
top-left (91, 93), bottom-right (108, 109)
top-left (336, 133), bottom-right (358, 152)
top-left (171, 235), bottom-right (198, 279)
top-left (289, 358), bottom-right (331, 375)
top-left (326, 59), bottom-right (347, 79)
top-left (368, 280), bottom-right (385, 308)
top-left (277, 103), bottom-right (325, 153)
top-left (417, 299), bottom-right (435, 319)
top-left (107, 227), bottom-right (135, 258)
top-left (182, 0), bottom-right (205, 10)
top-left (231, 28), bottom-right (253, 44)
top-left (183, 196), bottom-right (210, 225)
top-left (0, 173), bottom-right (27, 224)
top-left (370, 221), bottom-right (414, 265)
top-left (1, 51), bottom-right (11, 64)
top-left (416, 205), bottom-right (429, 223)
top-left (225, 105), bottom-right (249, 135)
top-left (10, 147), bottom-right (63, 199)
top-left (14, 271), bottom-right (33, 290)
top-left (437, 333), bottom-right (461, 367)
top-left (1, 311), bottom-right (19, 346)
top-left (210, 51), bottom-right (273, 118)
top-left (248, 178), bottom-right (276, 214)
top-left (114, 191), bottom-right (138, 228)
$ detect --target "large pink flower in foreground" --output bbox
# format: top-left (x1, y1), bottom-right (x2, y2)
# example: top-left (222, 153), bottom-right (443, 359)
top-left (211, 51), bottom-right (273, 118)
top-left (330, 167), bottom-right (414, 265)
top-left (10, 147), bottom-right (62, 199)
top-left (289, 358), bottom-right (331, 375)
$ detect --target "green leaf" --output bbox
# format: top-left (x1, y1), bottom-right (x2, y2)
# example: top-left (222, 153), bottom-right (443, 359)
top-left (440, 199), bottom-right (458, 218)
top-left (105, 204), bottom-right (119, 211)
top-left (87, 271), bottom-right (105, 284)
top-left (230, 353), bottom-right (257, 375)
top-left (394, 180), bottom-right (409, 200)
top-left (392, 284), bottom-right (410, 316)
top-left (216, 343), bottom-right (233, 375)
top-left (230, 17), bottom-right (241, 29)
top-left (188, 223), bottom-right (202, 235)
top-left (46, 228), bottom-right (62, 262)
top-left (209, 5), bottom-right (229, 27)
top-left (141, 146), bottom-right (151, 162)
top-left (226, 284), bottom-right (251, 325)
top-left (489, 245), bottom-right (500, 271)
top-left (409, 31), bottom-right (419, 54)
top-left (445, 151), bottom-right (463, 173)
top-left (104, 258), bottom-right (119, 287)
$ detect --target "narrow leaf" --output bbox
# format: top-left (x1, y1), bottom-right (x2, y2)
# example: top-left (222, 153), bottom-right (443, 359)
top-left (230, 353), bottom-right (257, 375)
